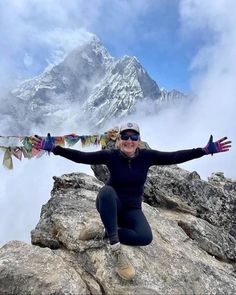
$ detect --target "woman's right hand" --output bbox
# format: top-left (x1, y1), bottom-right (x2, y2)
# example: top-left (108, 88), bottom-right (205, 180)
top-left (31, 133), bottom-right (55, 152)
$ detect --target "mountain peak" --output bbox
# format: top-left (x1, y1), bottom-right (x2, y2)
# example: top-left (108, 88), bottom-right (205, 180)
top-left (5, 35), bottom-right (186, 134)
top-left (62, 36), bottom-right (113, 71)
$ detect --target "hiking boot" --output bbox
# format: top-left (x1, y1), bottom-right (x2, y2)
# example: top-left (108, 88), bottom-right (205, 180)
top-left (79, 224), bottom-right (105, 241)
top-left (112, 244), bottom-right (135, 280)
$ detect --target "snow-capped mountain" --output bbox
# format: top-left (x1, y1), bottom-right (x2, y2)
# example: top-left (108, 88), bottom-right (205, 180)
top-left (12, 37), bottom-right (113, 104)
top-left (82, 55), bottom-right (162, 127)
top-left (2, 35), bottom-right (188, 134)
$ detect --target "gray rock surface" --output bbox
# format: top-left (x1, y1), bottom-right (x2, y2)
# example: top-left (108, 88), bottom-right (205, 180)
top-left (0, 240), bottom-right (89, 295)
top-left (1, 170), bottom-right (236, 294)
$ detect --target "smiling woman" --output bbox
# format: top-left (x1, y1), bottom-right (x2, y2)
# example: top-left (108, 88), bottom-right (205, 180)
top-left (118, 122), bottom-right (141, 157)
top-left (30, 122), bottom-right (231, 280)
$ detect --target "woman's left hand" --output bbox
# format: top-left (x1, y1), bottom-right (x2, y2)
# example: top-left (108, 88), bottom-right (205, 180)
top-left (204, 135), bottom-right (232, 155)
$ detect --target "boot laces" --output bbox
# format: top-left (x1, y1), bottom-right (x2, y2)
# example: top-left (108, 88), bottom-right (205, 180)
top-left (115, 249), bottom-right (130, 269)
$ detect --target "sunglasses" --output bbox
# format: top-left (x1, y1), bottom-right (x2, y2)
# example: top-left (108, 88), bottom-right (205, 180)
top-left (120, 133), bottom-right (139, 141)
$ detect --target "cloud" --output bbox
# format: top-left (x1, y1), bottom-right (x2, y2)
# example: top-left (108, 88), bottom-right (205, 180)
top-left (0, 0), bottom-right (99, 87)
top-left (0, 0), bottom-right (171, 87)
top-left (172, 0), bottom-right (236, 178)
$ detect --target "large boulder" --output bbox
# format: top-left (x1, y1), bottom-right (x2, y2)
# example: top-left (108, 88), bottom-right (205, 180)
top-left (1, 172), bottom-right (235, 294)
top-left (0, 240), bottom-right (89, 295)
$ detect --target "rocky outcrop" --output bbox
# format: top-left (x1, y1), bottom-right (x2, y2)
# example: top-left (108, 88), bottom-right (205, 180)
top-left (0, 169), bottom-right (236, 294)
top-left (143, 166), bottom-right (236, 262)
top-left (0, 241), bottom-right (89, 295)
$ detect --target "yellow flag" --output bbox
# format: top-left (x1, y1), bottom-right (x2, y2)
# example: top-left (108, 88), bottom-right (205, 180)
top-left (3, 148), bottom-right (13, 169)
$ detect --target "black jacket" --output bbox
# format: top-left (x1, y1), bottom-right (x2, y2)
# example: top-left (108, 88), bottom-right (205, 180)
top-left (53, 146), bottom-right (205, 208)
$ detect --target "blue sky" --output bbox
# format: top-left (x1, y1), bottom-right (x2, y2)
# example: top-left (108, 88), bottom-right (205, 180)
top-left (0, 0), bottom-right (214, 93)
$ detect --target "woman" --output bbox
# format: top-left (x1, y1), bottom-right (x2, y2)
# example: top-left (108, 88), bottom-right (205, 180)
top-left (32, 122), bottom-right (231, 280)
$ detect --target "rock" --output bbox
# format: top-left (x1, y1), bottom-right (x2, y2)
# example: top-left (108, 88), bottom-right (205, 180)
top-left (143, 166), bottom-right (236, 262)
top-left (177, 217), bottom-right (236, 261)
top-left (91, 163), bottom-right (109, 183)
top-left (1, 170), bottom-right (236, 294)
top-left (0, 240), bottom-right (88, 295)
top-left (31, 173), bottom-right (104, 251)
top-left (143, 166), bottom-right (236, 239)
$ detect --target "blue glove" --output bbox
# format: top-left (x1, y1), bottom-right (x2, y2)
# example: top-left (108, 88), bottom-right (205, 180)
top-left (33, 133), bottom-right (55, 152)
top-left (204, 135), bottom-right (231, 155)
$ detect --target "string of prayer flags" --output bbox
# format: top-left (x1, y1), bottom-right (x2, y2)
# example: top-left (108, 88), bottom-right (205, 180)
top-left (64, 134), bottom-right (80, 146)
top-left (0, 127), bottom-right (120, 169)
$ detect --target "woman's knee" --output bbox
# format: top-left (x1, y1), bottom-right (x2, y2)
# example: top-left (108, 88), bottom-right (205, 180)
top-left (119, 230), bottom-right (153, 246)
top-left (96, 185), bottom-right (118, 209)
top-left (139, 231), bottom-right (153, 246)
top-left (97, 185), bottom-right (117, 201)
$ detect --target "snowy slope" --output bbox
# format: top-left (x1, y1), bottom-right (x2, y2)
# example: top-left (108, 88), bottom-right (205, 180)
top-left (2, 35), bottom-right (187, 134)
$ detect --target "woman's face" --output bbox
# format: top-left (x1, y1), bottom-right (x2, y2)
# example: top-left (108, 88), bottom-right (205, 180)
top-left (119, 130), bottom-right (140, 157)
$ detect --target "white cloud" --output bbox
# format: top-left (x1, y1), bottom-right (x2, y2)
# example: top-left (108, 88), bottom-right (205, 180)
top-left (0, 1), bottom-right (100, 86)
top-left (0, 0), bottom-right (164, 87)
top-left (23, 53), bottom-right (33, 68)
top-left (174, 0), bottom-right (236, 177)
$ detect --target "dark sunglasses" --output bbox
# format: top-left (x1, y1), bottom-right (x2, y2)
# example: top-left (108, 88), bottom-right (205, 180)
top-left (120, 133), bottom-right (139, 141)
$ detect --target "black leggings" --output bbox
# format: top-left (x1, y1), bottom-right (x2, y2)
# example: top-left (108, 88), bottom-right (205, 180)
top-left (96, 185), bottom-right (153, 246)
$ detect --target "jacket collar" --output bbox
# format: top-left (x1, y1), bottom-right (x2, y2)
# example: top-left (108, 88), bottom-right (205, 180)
top-left (118, 148), bottom-right (139, 159)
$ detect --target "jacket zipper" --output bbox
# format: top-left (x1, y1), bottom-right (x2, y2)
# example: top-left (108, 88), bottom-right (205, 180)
top-left (128, 159), bottom-right (131, 168)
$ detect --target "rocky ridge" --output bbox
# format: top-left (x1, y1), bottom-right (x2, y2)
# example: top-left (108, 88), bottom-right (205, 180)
top-left (0, 166), bottom-right (236, 294)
